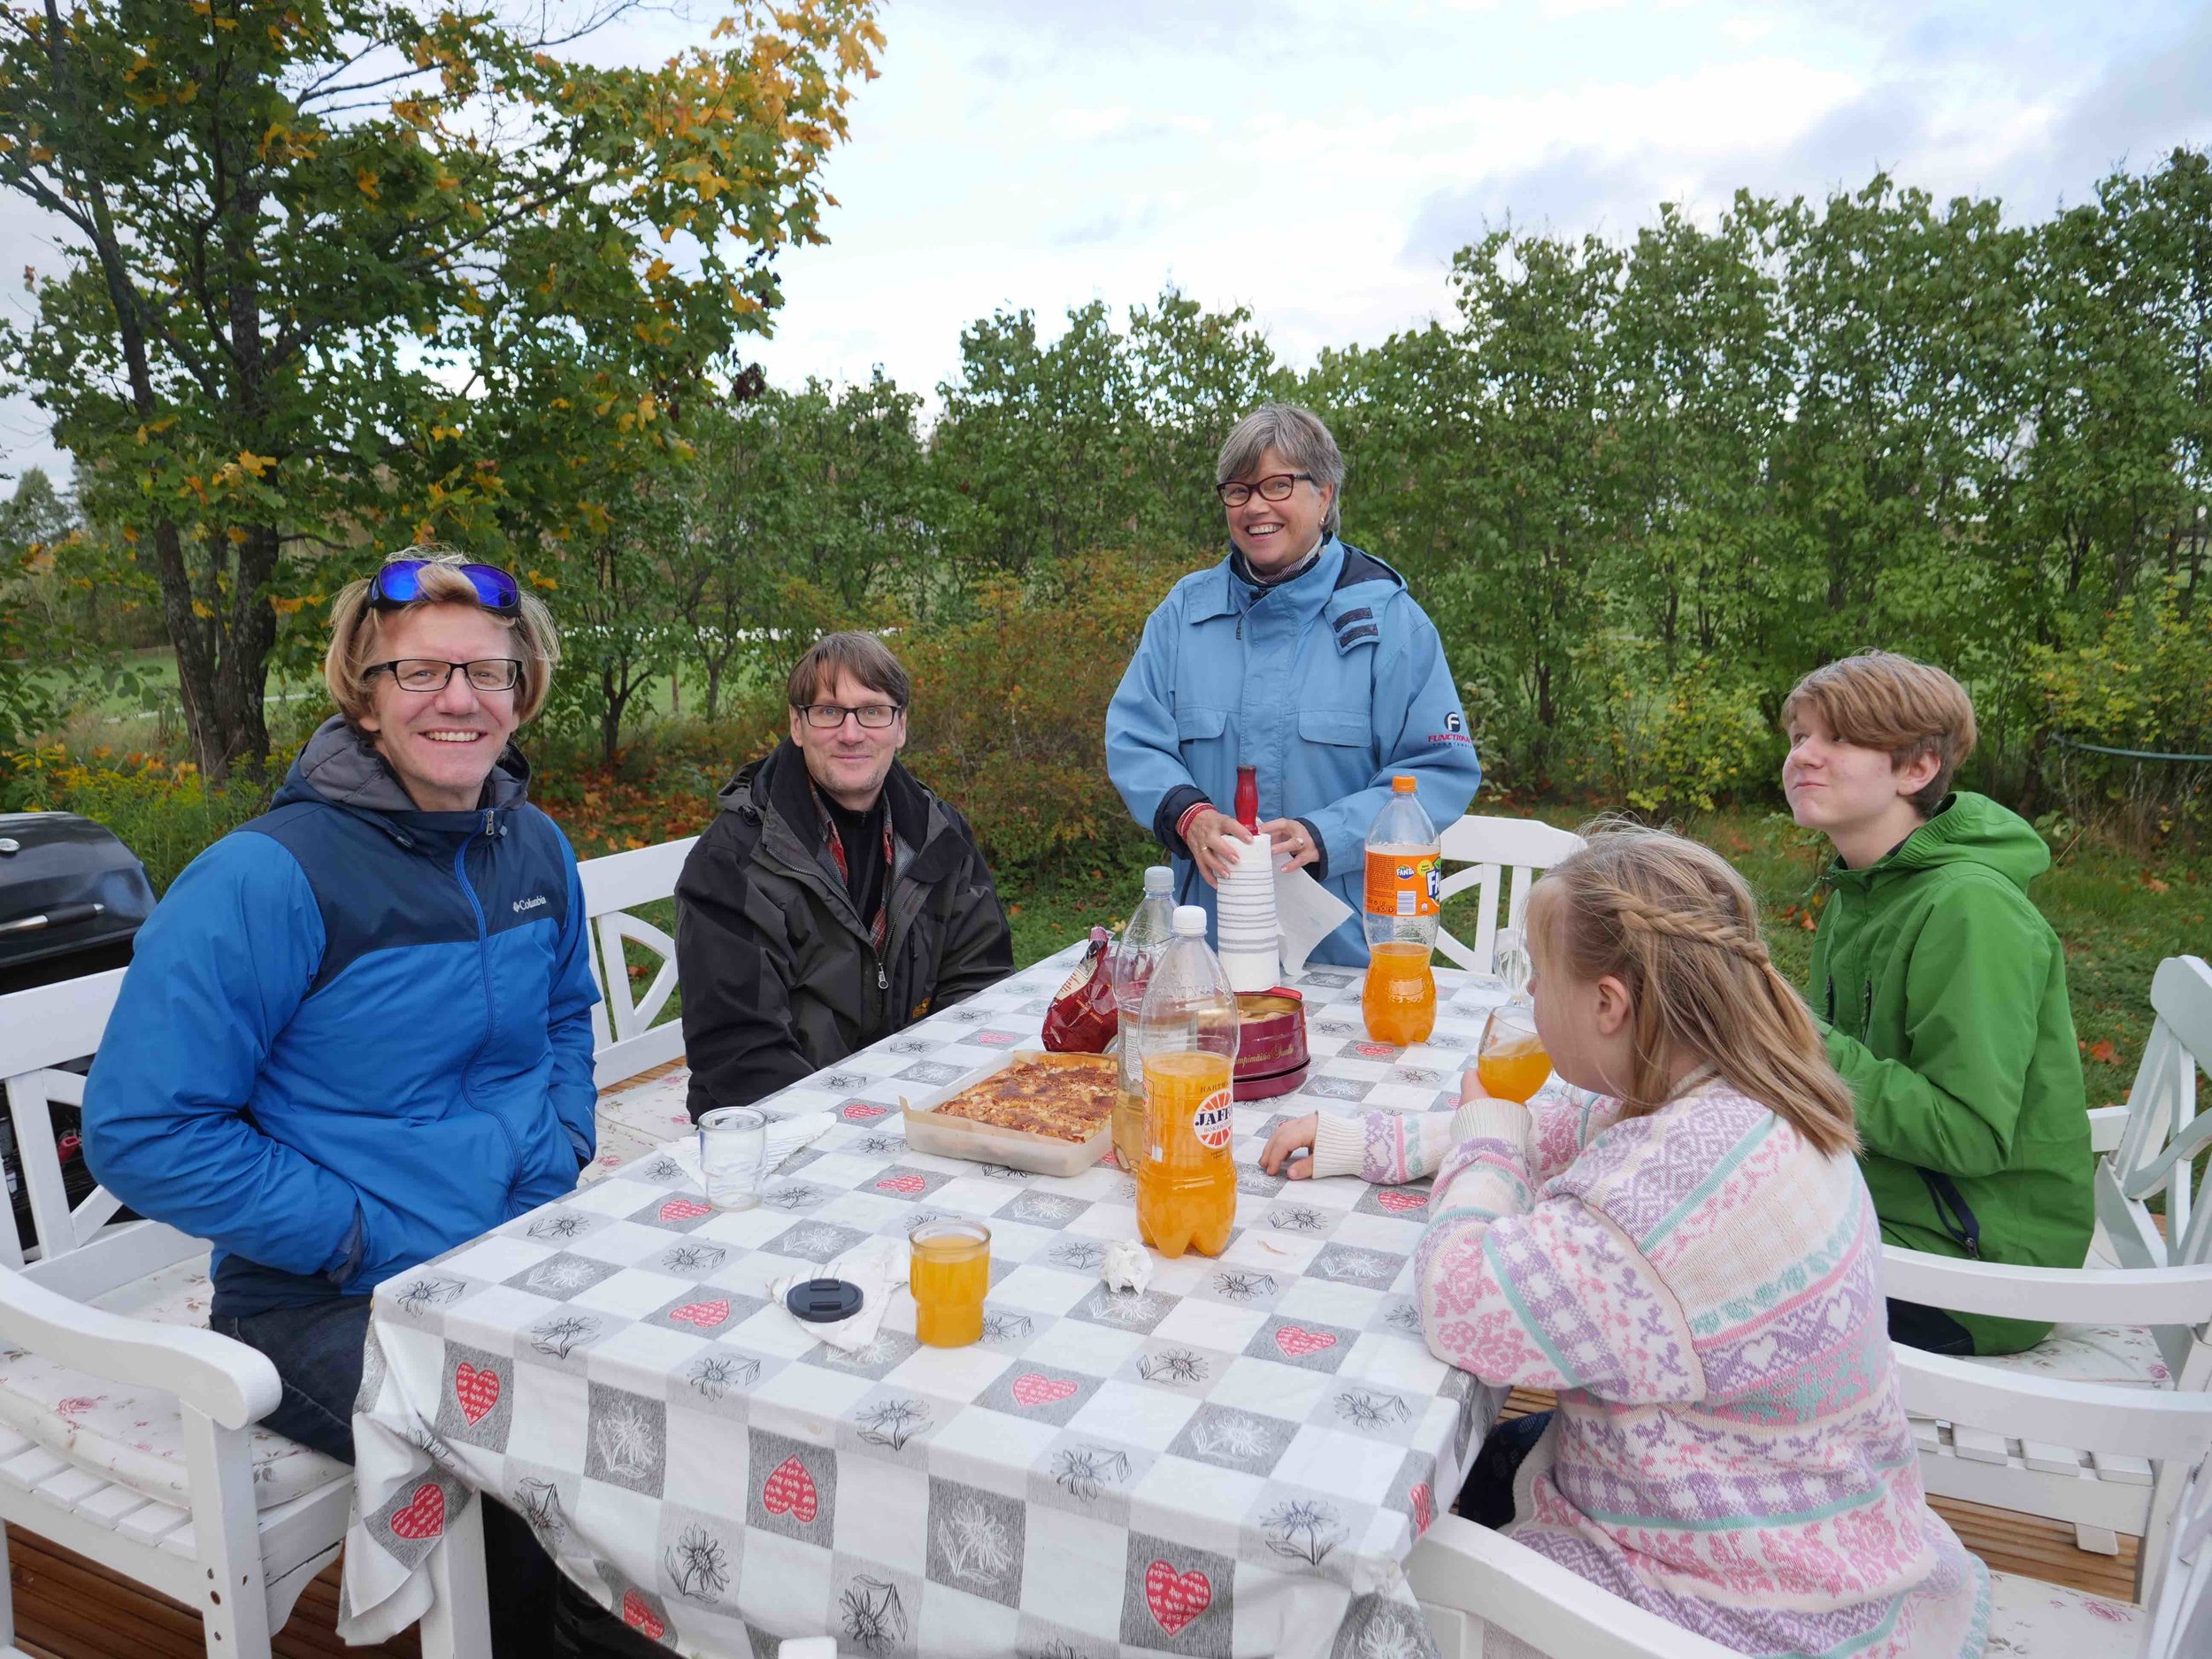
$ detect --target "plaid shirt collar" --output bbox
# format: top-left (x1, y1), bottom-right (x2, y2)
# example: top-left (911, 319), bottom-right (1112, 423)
top-left (810, 782), bottom-right (895, 952)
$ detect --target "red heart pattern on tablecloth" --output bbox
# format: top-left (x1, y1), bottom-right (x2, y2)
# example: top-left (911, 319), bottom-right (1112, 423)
top-left (762, 1455), bottom-right (818, 1524)
top-left (388, 1481), bottom-right (445, 1541)
top-left (875, 1173), bottom-right (927, 1194)
top-left (841, 1102), bottom-right (888, 1122)
top-left (659, 1197), bottom-right (711, 1222)
top-left (1353, 1041), bottom-right (1396, 1058)
top-left (1010, 1372), bottom-right (1079, 1409)
top-left (1274, 1325), bottom-right (1338, 1359)
top-left (1411, 1483), bottom-right (1434, 1534)
top-left (620, 1590), bottom-right (665, 1640)
top-left (453, 1362), bottom-right (500, 1425)
top-left (668, 1299), bottom-right (730, 1330)
top-left (1377, 1191), bottom-right (1428, 1215)
top-left (1144, 1560), bottom-right (1212, 1636)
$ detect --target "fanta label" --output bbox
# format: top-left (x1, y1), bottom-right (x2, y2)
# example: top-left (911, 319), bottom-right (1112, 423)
top-left (1192, 1088), bottom-right (1233, 1150)
top-left (1364, 849), bottom-right (1440, 920)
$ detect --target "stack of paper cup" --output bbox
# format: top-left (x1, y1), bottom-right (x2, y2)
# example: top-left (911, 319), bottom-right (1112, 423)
top-left (1216, 833), bottom-right (1281, 992)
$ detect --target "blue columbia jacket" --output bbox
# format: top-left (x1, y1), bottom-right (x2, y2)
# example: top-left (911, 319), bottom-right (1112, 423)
top-left (84, 717), bottom-right (601, 1316)
top-left (1105, 539), bottom-right (1480, 964)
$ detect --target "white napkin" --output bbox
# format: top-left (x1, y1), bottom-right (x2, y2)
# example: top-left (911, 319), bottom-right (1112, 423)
top-left (764, 1110), bottom-right (836, 1171)
top-left (770, 1235), bottom-right (906, 1353)
top-left (1275, 864), bottom-right (1354, 975)
top-left (1100, 1239), bottom-right (1154, 1294)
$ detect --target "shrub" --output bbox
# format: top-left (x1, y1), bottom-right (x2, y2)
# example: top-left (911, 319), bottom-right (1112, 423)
top-left (898, 547), bottom-right (1187, 873)
top-left (1572, 635), bottom-right (1776, 818)
top-left (2032, 583), bottom-right (2212, 844)
top-left (0, 746), bottom-right (269, 892)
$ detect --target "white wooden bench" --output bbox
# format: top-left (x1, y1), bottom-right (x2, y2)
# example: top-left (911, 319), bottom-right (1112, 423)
top-left (1886, 954), bottom-right (2212, 1566)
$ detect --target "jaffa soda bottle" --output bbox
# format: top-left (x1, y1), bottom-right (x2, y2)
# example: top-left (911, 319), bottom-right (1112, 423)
top-left (1135, 905), bottom-right (1239, 1258)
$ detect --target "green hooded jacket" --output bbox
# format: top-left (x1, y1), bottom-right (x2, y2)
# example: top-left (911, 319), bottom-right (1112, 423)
top-left (1808, 791), bottom-right (2091, 1356)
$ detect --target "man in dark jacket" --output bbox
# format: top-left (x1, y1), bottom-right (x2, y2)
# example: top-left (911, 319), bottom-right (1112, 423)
top-left (677, 631), bottom-right (1013, 1118)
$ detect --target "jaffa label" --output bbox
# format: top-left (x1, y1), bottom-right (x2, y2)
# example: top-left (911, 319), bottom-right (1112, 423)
top-left (1192, 1089), bottom-right (1233, 1150)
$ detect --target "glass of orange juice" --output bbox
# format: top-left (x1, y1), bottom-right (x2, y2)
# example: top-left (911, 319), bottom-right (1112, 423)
top-left (909, 1219), bottom-right (991, 1347)
top-left (1476, 1003), bottom-right (1550, 1103)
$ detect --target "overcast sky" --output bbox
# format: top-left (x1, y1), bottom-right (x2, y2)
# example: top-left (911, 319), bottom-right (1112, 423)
top-left (8, 0), bottom-right (2212, 488)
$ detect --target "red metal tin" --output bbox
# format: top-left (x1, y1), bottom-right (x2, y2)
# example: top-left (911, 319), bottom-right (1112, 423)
top-left (1234, 988), bottom-right (1309, 1101)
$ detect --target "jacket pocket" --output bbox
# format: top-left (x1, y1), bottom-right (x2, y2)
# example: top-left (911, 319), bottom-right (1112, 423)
top-left (1297, 708), bottom-right (1369, 747)
top-left (1176, 705), bottom-right (1230, 746)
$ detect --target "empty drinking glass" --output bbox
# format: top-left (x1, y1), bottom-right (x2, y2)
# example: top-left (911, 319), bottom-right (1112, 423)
top-left (698, 1107), bottom-right (767, 1209)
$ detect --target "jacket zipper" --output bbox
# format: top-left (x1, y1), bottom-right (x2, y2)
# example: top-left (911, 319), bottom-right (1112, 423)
top-left (452, 828), bottom-right (520, 1181)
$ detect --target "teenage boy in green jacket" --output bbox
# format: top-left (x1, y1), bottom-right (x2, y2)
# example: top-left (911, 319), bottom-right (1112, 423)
top-left (1782, 652), bottom-right (2091, 1356)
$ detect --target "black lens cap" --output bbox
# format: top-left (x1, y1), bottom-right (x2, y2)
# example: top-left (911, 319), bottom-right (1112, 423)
top-left (786, 1278), bottom-right (864, 1322)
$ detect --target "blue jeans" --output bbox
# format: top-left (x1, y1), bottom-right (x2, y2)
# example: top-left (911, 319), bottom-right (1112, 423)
top-left (1455, 1409), bottom-right (1551, 1529)
top-left (213, 1296), bottom-right (666, 1657)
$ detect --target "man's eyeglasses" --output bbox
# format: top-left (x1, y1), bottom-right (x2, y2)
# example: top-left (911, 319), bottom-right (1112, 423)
top-left (370, 559), bottom-right (522, 616)
top-left (372, 658), bottom-right (524, 694)
top-left (795, 702), bottom-right (903, 730)
top-left (1215, 472), bottom-right (1315, 508)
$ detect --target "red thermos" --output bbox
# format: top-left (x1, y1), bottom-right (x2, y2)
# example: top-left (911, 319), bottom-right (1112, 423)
top-left (1233, 765), bottom-right (1258, 831)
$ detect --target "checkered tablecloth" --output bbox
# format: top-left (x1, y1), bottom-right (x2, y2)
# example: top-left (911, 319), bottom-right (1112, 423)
top-left (340, 945), bottom-right (1513, 1659)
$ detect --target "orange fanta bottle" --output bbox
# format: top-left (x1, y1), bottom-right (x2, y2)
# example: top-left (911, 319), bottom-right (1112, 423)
top-left (1361, 776), bottom-right (1440, 1046)
top-left (1135, 906), bottom-right (1239, 1258)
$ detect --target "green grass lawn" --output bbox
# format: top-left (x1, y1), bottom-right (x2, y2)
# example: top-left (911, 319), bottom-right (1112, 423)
top-left (1000, 806), bottom-right (2209, 1102)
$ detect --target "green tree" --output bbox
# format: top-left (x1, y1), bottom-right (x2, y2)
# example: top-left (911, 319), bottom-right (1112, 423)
top-left (1, 0), bottom-right (880, 780)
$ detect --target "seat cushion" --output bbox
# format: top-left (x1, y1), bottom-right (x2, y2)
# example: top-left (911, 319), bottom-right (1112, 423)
top-left (1966, 1323), bottom-right (2172, 1388)
top-left (0, 1252), bottom-right (348, 1511)
top-left (1985, 1569), bottom-right (2140, 1648)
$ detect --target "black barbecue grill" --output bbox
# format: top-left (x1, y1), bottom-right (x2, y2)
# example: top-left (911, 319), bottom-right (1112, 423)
top-left (0, 811), bottom-right (156, 1250)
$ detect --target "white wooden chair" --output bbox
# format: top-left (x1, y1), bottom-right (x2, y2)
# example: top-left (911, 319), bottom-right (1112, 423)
top-left (1884, 954), bottom-right (2212, 1558)
top-left (1433, 816), bottom-right (1586, 975)
top-left (578, 835), bottom-right (696, 1089)
top-left (1408, 1350), bottom-right (2212, 1658)
top-left (0, 969), bottom-right (365, 1659)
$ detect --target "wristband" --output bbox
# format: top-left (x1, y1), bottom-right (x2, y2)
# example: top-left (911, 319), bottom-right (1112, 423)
top-left (1175, 800), bottom-right (1215, 844)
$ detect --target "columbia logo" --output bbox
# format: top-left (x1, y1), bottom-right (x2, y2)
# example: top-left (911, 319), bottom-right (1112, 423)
top-left (511, 895), bottom-right (549, 914)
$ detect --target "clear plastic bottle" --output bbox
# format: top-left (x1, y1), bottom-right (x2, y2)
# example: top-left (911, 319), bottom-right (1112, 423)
top-left (1135, 905), bottom-right (1240, 1258)
top-left (1110, 867), bottom-right (1178, 1171)
top-left (1361, 776), bottom-right (1440, 1045)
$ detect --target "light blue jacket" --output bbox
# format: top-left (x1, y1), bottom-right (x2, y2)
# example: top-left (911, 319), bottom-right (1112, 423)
top-left (1105, 539), bottom-right (1480, 964)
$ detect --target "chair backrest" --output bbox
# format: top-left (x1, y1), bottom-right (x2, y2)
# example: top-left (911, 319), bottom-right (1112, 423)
top-left (578, 837), bottom-right (697, 1088)
top-left (0, 969), bottom-right (202, 1301)
top-left (1434, 815), bottom-right (1586, 975)
top-left (2146, 1432), bottom-right (2212, 1659)
top-left (2099, 956), bottom-right (2212, 1281)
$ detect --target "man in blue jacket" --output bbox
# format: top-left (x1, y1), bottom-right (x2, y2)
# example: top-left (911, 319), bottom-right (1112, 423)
top-left (84, 554), bottom-right (638, 1655)
top-left (1106, 403), bottom-right (1479, 963)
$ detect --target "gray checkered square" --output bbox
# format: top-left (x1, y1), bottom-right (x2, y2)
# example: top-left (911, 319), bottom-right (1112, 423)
top-left (747, 1430), bottom-right (836, 1546)
top-left (993, 1187), bottom-right (1087, 1230)
top-left (925, 1477), bottom-right (1025, 1607)
top-left (503, 1252), bottom-right (620, 1302)
top-left (631, 1192), bottom-right (718, 1233)
top-left (1303, 1073), bottom-right (1373, 1102)
top-left (642, 1288), bottom-right (766, 1340)
top-left (856, 1164), bottom-right (952, 1202)
top-left (975, 1362), bottom-right (1099, 1426)
top-left (1119, 1532), bottom-right (1233, 1656)
top-left (583, 1383), bottom-right (666, 1495)
top-left (763, 1219), bottom-right (872, 1262)
top-left (1307, 1243), bottom-right (1407, 1290)
top-left (1247, 1316), bottom-right (1358, 1373)
top-left (896, 1059), bottom-right (967, 1086)
top-left (434, 1341), bottom-right (512, 1450)
top-left (1167, 1405), bottom-right (1296, 1476)
top-left (1064, 1283), bottom-right (1175, 1333)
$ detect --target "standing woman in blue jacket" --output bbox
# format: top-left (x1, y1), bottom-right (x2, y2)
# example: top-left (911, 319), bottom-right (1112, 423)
top-left (1105, 403), bottom-right (1481, 964)
top-left (83, 553), bottom-right (641, 1656)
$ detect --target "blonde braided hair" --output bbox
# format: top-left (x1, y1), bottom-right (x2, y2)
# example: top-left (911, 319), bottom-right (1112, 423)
top-left (1529, 819), bottom-right (1858, 1156)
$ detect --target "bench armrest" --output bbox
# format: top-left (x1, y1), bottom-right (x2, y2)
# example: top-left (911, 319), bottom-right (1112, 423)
top-left (1883, 1244), bottom-right (2212, 1328)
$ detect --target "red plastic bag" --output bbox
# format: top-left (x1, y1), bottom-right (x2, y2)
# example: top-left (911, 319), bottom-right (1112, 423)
top-left (1042, 926), bottom-right (1118, 1052)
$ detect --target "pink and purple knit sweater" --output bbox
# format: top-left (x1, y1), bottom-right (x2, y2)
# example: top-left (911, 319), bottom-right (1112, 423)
top-left (1310, 1083), bottom-right (1987, 1659)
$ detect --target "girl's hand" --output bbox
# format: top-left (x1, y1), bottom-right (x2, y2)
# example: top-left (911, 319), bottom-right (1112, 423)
top-left (1460, 1069), bottom-right (1494, 1105)
top-left (1259, 1112), bottom-right (1319, 1178)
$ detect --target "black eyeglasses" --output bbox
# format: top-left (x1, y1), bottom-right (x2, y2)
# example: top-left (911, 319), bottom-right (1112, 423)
top-left (1215, 472), bottom-right (1315, 508)
top-left (372, 658), bottom-right (524, 694)
top-left (795, 702), bottom-right (903, 730)
top-left (370, 559), bottom-right (521, 616)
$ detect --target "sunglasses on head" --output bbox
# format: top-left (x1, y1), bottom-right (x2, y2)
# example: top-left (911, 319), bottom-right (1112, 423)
top-left (369, 559), bottom-right (521, 616)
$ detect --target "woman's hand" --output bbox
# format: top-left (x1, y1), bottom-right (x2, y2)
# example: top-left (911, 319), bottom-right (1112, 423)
top-left (1185, 808), bottom-right (1256, 886)
top-left (1256, 818), bottom-right (1320, 872)
top-left (1258, 1112), bottom-right (1319, 1179)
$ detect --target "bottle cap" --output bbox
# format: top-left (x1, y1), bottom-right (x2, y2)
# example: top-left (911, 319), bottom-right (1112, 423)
top-left (785, 1279), bottom-right (864, 1322)
top-left (1144, 865), bottom-right (1172, 894)
top-left (1172, 904), bottom-right (1208, 937)
top-left (1392, 775), bottom-right (1417, 793)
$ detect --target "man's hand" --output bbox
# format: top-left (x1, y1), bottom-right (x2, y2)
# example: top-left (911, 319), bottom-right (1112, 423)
top-left (1258, 1112), bottom-right (1319, 1178)
top-left (1185, 808), bottom-right (1256, 886)
top-left (1256, 818), bottom-right (1320, 872)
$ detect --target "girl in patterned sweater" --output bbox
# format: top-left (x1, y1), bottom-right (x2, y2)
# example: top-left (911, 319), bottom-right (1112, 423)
top-left (1261, 824), bottom-right (1985, 1659)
